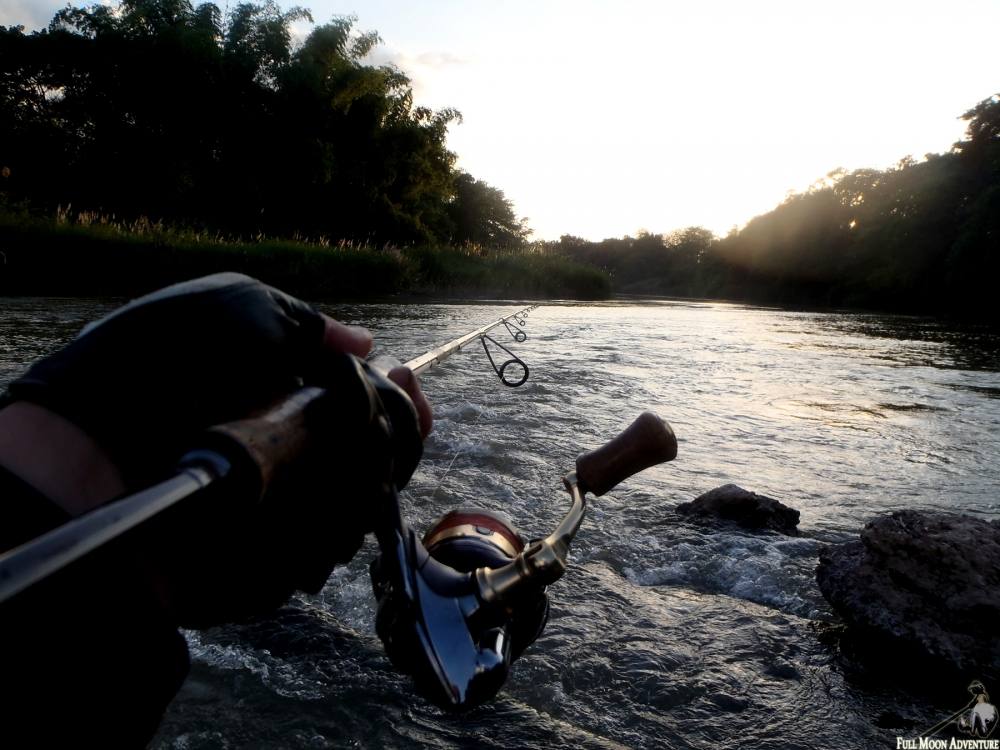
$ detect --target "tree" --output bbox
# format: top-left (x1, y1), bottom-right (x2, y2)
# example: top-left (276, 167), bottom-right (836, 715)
top-left (0, 2), bottom-right (493, 245)
top-left (448, 172), bottom-right (529, 248)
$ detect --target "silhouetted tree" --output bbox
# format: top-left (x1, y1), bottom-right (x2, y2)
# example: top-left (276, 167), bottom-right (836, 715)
top-left (447, 172), bottom-right (529, 249)
top-left (708, 92), bottom-right (1000, 315)
top-left (0, 1), bottom-right (527, 246)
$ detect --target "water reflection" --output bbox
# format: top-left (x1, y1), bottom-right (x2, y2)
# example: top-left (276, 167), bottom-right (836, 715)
top-left (815, 313), bottom-right (1000, 371)
top-left (0, 297), bottom-right (118, 386)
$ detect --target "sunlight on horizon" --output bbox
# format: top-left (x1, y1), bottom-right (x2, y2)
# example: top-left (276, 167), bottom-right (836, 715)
top-left (5, 0), bottom-right (998, 241)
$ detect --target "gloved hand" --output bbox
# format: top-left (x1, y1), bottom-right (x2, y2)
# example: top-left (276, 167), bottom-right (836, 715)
top-left (4, 272), bottom-right (430, 485)
top-left (1, 272), bottom-right (432, 624)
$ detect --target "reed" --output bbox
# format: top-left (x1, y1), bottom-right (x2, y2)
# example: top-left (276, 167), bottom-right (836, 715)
top-left (0, 208), bottom-right (610, 300)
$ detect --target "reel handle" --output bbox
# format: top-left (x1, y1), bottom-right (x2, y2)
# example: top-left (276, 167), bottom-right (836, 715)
top-left (575, 412), bottom-right (677, 496)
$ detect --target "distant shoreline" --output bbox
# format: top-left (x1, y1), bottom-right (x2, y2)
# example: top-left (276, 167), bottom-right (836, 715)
top-left (0, 212), bottom-right (611, 302)
top-left (3, 213), bottom-right (996, 326)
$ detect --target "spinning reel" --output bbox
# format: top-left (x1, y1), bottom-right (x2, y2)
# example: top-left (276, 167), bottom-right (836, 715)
top-left (369, 410), bottom-right (678, 710)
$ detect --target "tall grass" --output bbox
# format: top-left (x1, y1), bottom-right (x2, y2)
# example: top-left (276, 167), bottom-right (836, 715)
top-left (0, 207), bottom-right (611, 300)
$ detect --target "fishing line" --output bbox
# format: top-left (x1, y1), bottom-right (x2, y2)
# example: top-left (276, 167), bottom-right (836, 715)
top-left (422, 307), bottom-right (533, 501)
top-left (429, 391), bottom-right (490, 504)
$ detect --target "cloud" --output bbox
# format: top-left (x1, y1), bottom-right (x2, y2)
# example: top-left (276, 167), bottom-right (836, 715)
top-left (414, 51), bottom-right (467, 69)
top-left (366, 45), bottom-right (468, 72)
top-left (0, 0), bottom-right (64, 30)
top-left (362, 45), bottom-right (468, 106)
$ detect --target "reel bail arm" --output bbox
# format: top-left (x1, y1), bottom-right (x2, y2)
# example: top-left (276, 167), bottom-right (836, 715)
top-left (474, 411), bottom-right (678, 608)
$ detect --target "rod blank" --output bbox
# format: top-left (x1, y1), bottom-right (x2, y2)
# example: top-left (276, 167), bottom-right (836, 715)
top-left (403, 305), bottom-right (537, 377)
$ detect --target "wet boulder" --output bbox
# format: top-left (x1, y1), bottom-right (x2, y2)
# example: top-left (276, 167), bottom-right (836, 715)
top-left (675, 484), bottom-right (800, 535)
top-left (817, 510), bottom-right (1000, 674)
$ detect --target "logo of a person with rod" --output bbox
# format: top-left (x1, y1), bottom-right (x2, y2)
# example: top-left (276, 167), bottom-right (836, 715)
top-left (902, 681), bottom-right (999, 748)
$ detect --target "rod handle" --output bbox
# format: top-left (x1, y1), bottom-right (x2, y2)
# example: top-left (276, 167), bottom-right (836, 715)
top-left (575, 412), bottom-right (677, 496)
top-left (201, 386), bottom-right (330, 499)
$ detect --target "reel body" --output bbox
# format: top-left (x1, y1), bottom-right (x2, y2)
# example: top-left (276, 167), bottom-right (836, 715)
top-left (370, 509), bottom-right (548, 710)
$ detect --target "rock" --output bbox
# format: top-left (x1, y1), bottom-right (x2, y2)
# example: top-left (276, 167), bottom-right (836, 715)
top-left (817, 510), bottom-right (1000, 674)
top-left (764, 660), bottom-right (801, 681)
top-left (708, 692), bottom-right (748, 712)
top-left (675, 484), bottom-right (800, 534)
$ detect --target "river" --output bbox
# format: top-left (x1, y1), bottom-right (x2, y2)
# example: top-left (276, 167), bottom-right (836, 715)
top-left (2, 296), bottom-right (999, 748)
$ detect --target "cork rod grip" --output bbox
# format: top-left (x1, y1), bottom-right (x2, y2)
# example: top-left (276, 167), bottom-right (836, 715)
top-left (575, 412), bottom-right (677, 496)
top-left (206, 386), bottom-right (326, 499)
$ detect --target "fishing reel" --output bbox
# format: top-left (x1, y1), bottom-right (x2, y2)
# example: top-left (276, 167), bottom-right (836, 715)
top-left (369, 508), bottom-right (548, 710)
top-left (369, 411), bottom-right (678, 711)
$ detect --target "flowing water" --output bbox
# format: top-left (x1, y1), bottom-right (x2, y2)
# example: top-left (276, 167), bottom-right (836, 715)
top-left (2, 297), bottom-right (1000, 749)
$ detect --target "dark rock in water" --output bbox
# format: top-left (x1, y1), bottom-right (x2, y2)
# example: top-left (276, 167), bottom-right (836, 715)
top-left (764, 659), bottom-right (802, 681)
top-left (708, 692), bottom-right (748, 713)
top-left (676, 484), bottom-right (800, 534)
top-left (817, 510), bottom-right (1000, 675)
top-left (875, 710), bottom-right (915, 730)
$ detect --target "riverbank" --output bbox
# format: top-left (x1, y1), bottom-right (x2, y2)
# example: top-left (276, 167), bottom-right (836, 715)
top-left (0, 212), bottom-right (611, 301)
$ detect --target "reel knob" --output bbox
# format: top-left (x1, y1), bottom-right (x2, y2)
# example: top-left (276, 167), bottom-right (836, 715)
top-left (575, 412), bottom-right (677, 496)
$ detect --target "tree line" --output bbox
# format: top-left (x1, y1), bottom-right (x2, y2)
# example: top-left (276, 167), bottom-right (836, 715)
top-left (546, 94), bottom-right (1000, 318)
top-left (2, 0), bottom-right (997, 316)
top-left (0, 0), bottom-right (528, 247)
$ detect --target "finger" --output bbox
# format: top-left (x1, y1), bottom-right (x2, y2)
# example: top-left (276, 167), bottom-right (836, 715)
top-left (321, 315), bottom-right (372, 358)
top-left (388, 366), bottom-right (433, 438)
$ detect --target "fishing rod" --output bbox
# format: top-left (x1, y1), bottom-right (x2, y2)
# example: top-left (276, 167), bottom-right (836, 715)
top-left (0, 305), bottom-right (539, 605)
top-left (0, 302), bottom-right (680, 714)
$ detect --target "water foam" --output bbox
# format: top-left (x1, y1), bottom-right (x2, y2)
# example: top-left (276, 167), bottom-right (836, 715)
top-left (623, 531), bottom-right (827, 619)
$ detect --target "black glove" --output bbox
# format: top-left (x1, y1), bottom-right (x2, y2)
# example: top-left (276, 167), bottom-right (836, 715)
top-left (6, 273), bottom-right (339, 488)
top-left (2, 273), bottom-right (422, 623)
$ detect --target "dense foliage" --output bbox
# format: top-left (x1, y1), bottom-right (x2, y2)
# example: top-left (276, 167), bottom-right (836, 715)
top-left (548, 227), bottom-right (717, 297)
top-left (0, 208), bottom-right (609, 299)
top-left (0, 0), bottom-right (526, 247)
top-left (547, 94), bottom-right (1000, 317)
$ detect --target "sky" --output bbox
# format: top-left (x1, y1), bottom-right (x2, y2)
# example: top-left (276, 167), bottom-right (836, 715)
top-left (3, 0), bottom-right (999, 241)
